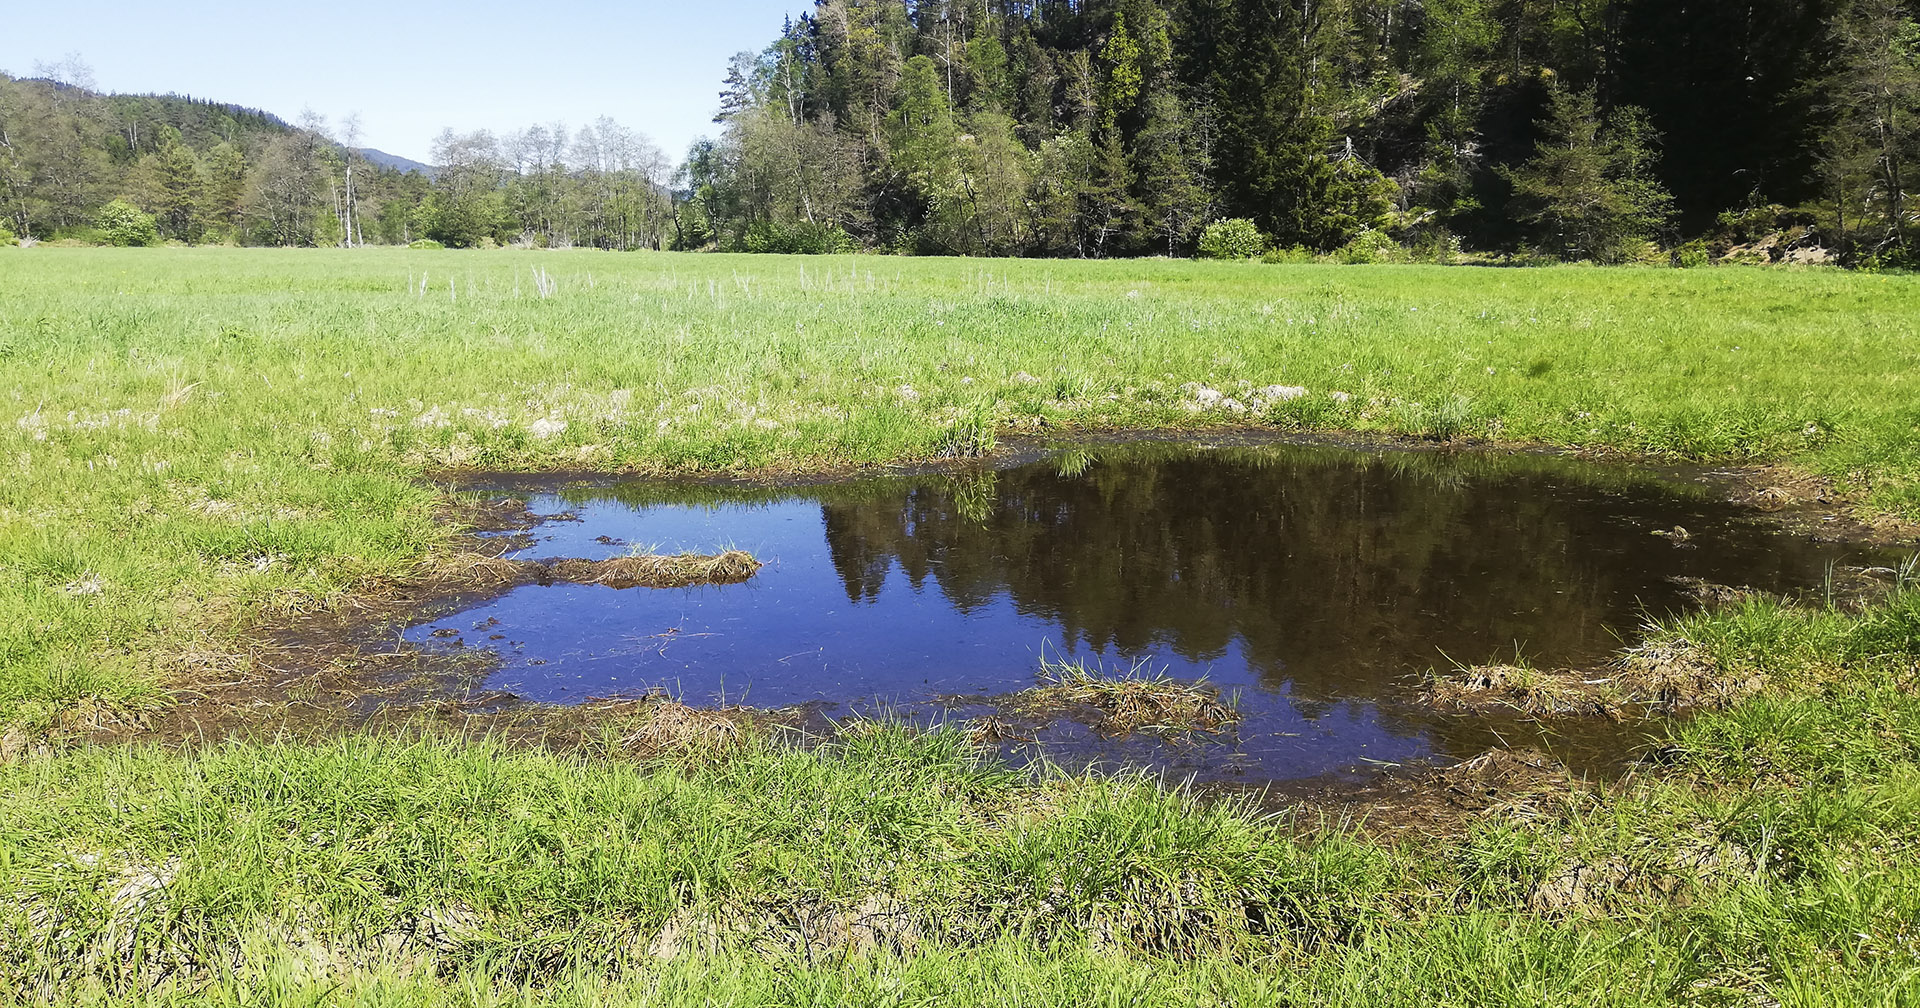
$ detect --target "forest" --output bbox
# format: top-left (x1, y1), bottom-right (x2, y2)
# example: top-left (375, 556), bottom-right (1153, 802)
top-left (2, 0), bottom-right (1915, 264)
top-left (0, 66), bottom-right (675, 252)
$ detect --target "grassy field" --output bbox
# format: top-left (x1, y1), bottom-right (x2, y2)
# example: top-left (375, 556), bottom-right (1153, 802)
top-left (2, 247), bottom-right (1918, 1004)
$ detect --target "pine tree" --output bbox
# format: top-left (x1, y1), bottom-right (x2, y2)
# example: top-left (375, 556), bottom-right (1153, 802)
top-left (1502, 87), bottom-right (1673, 262)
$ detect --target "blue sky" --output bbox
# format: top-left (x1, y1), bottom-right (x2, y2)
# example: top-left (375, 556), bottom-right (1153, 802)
top-left (1, 1), bottom-right (810, 164)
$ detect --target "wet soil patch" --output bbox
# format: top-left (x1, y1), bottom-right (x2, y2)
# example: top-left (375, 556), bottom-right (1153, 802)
top-left (1268, 747), bottom-right (1596, 842)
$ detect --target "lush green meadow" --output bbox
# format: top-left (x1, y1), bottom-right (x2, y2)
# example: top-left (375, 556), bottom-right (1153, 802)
top-left (2, 247), bottom-right (1918, 1004)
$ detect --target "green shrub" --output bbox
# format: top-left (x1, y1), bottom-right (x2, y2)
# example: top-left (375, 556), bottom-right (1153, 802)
top-left (1260, 245), bottom-right (1316, 264)
top-left (1407, 229), bottom-right (1462, 264)
top-left (1198, 218), bottom-right (1268, 259)
top-left (1714, 204), bottom-right (1815, 244)
top-left (0, 221), bottom-right (15, 246)
top-left (1336, 229), bottom-right (1403, 264)
top-left (408, 238), bottom-right (446, 250)
top-left (1625, 238), bottom-right (1670, 265)
top-left (740, 220), bottom-right (856, 255)
top-left (1672, 239), bottom-right (1711, 268)
top-left (96, 200), bottom-right (159, 247)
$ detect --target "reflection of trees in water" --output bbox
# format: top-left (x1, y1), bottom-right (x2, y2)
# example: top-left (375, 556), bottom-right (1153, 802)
top-left (563, 442), bottom-right (1858, 716)
top-left (815, 444), bottom-right (1834, 708)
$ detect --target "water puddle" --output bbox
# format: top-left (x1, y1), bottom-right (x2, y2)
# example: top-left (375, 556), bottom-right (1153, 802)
top-left (409, 438), bottom-right (1902, 785)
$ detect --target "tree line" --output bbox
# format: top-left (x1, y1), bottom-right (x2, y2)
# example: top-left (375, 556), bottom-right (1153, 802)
top-left (0, 61), bottom-right (676, 251)
top-left (688, 0), bottom-right (1918, 264)
top-left (3, 0), bottom-right (1915, 265)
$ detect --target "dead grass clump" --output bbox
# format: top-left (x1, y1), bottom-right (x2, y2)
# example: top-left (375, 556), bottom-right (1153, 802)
top-left (1612, 638), bottom-right (1760, 710)
top-left (962, 716), bottom-right (1033, 746)
top-left (424, 553), bottom-right (544, 584)
top-left (1446, 749), bottom-right (1594, 831)
top-left (546, 551), bottom-right (762, 589)
top-left (1527, 840), bottom-right (1757, 916)
top-left (618, 699), bottom-right (748, 755)
top-left (1427, 640), bottom-right (1760, 719)
top-left (1422, 664), bottom-right (1627, 720)
top-left (1023, 665), bottom-right (1240, 739)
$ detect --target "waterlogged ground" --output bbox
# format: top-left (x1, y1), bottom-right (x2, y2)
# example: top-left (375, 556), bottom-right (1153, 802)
top-left (408, 437), bottom-right (1902, 784)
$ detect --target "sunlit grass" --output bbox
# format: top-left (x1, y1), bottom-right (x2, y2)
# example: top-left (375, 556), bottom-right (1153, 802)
top-left (1, 248), bottom-right (1915, 719)
top-left (2, 248), bottom-right (1920, 1004)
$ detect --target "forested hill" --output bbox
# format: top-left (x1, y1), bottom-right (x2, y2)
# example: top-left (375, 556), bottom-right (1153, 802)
top-left (687, 0), bottom-right (1918, 264)
top-left (0, 72), bottom-right (433, 246)
top-left (355, 148), bottom-right (436, 177)
top-left (0, 70), bottom-right (674, 250)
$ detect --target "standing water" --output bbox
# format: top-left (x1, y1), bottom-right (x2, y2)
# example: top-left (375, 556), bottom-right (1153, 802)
top-left (409, 438), bottom-right (1899, 784)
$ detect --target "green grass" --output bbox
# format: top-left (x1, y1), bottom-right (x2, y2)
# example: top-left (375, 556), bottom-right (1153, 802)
top-left (1, 247), bottom-right (1919, 1003)
top-left (1, 248), bottom-right (1915, 719)
top-left (5, 642), bottom-right (1919, 1004)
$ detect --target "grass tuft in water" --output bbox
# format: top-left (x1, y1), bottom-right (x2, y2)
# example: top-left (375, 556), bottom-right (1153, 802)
top-left (1020, 654), bottom-right (1241, 738)
top-left (1423, 658), bottom-right (1629, 719)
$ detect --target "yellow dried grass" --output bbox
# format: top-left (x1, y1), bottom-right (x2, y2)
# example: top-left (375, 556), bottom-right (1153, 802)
top-left (547, 551), bottom-right (763, 589)
top-left (619, 700), bottom-right (747, 754)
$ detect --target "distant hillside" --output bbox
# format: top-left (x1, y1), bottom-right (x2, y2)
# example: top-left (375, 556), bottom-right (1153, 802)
top-left (355, 147), bottom-right (435, 178)
top-left (0, 71), bottom-right (426, 245)
top-left (0, 70), bottom-right (673, 250)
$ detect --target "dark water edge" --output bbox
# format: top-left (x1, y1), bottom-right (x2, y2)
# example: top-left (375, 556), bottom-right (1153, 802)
top-left (409, 437), bottom-right (1903, 786)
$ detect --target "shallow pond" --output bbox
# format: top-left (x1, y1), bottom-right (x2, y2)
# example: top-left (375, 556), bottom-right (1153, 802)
top-left (411, 437), bottom-right (1900, 785)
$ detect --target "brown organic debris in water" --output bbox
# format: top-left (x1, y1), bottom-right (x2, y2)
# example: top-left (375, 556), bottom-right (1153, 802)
top-left (546, 551), bottom-right (763, 589)
top-left (1016, 669), bottom-right (1240, 739)
top-left (1422, 664), bottom-right (1627, 720)
top-left (1423, 637), bottom-right (1757, 719)
top-left (1667, 576), bottom-right (1759, 607)
top-left (962, 716), bottom-right (1034, 746)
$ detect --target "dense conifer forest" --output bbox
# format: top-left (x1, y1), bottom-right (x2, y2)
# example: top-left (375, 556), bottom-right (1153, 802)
top-left (3, 0), bottom-right (1915, 263)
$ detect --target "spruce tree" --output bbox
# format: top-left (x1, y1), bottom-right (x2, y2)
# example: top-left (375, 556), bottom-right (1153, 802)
top-left (1193, 0), bottom-right (1331, 248)
top-left (1502, 87), bottom-right (1673, 262)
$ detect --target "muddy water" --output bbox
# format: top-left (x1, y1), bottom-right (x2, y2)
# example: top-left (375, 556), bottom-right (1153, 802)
top-left (411, 439), bottom-right (1900, 784)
